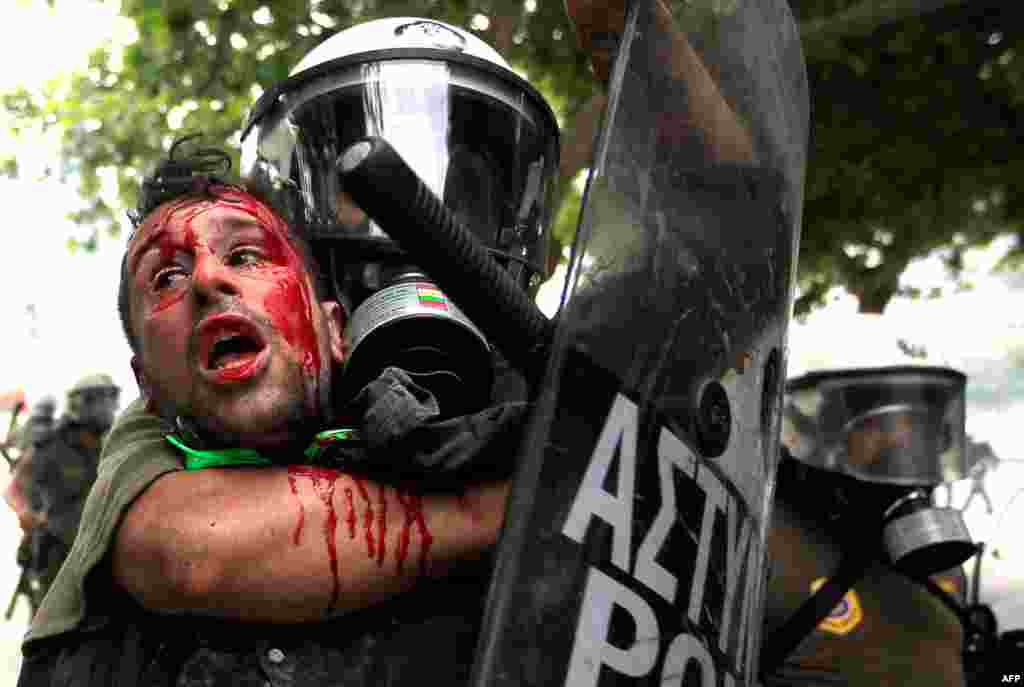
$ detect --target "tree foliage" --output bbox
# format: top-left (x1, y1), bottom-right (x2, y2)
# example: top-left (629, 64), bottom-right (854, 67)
top-left (3, 0), bottom-right (1022, 314)
top-left (793, 0), bottom-right (1024, 313)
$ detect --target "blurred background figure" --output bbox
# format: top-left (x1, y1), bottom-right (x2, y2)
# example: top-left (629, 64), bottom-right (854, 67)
top-left (2, 376), bottom-right (118, 618)
top-left (2, 397), bottom-right (54, 619)
top-left (0, 392), bottom-right (27, 466)
top-left (10, 398), bottom-right (55, 456)
top-left (960, 445), bottom-right (999, 516)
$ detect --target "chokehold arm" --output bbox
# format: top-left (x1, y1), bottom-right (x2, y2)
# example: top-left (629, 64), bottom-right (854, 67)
top-left (113, 464), bottom-right (507, 622)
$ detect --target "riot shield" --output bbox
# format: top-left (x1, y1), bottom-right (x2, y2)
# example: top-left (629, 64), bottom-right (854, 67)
top-left (470, 1), bottom-right (809, 685)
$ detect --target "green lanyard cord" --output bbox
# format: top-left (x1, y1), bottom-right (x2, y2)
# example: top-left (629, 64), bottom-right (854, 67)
top-left (168, 428), bottom-right (360, 470)
top-left (166, 435), bottom-right (272, 470)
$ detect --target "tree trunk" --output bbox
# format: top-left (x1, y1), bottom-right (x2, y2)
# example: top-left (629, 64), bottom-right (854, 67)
top-left (488, 13), bottom-right (517, 56)
top-left (853, 286), bottom-right (896, 314)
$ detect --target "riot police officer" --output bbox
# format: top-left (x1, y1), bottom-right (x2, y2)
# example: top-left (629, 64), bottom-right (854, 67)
top-left (9, 375), bottom-right (119, 607)
top-left (762, 365), bottom-right (974, 686)
top-left (12, 397), bottom-right (56, 454)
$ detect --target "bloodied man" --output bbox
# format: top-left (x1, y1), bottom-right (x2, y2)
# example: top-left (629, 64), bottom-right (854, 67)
top-left (16, 139), bottom-right (521, 687)
top-left (123, 186), bottom-right (339, 453)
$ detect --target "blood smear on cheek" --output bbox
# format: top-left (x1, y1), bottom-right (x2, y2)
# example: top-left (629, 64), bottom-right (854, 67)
top-left (216, 191), bottom-right (323, 384)
top-left (262, 269), bottom-right (321, 378)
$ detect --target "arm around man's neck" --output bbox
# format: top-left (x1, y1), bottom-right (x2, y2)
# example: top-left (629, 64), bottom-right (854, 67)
top-left (112, 463), bottom-right (507, 623)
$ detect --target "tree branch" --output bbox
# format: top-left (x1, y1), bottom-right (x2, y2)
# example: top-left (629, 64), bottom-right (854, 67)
top-left (799, 0), bottom-right (971, 58)
top-left (196, 8), bottom-right (240, 99)
top-left (488, 13), bottom-right (518, 56)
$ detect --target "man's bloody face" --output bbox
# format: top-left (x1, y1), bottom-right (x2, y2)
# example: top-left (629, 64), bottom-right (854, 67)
top-left (126, 189), bottom-right (345, 450)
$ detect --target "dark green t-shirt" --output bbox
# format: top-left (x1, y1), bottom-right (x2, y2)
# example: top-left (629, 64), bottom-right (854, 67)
top-left (19, 386), bottom-right (518, 687)
top-left (25, 398), bottom-right (182, 645)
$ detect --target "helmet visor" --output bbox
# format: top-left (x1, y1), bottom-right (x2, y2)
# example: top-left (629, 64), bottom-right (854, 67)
top-left (241, 57), bottom-right (559, 287)
top-left (781, 367), bottom-right (968, 485)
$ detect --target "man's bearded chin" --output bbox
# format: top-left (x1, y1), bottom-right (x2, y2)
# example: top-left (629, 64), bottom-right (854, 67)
top-left (155, 370), bottom-right (325, 456)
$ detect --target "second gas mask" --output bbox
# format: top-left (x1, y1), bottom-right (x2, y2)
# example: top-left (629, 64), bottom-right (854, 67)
top-left (782, 366), bottom-right (975, 575)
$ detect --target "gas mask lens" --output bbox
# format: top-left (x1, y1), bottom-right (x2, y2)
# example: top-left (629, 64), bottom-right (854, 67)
top-left (782, 367), bottom-right (968, 486)
top-left (843, 406), bottom-right (950, 480)
top-left (241, 58), bottom-right (558, 290)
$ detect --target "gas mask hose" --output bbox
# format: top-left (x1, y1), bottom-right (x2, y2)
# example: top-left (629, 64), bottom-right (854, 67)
top-left (338, 137), bottom-right (554, 387)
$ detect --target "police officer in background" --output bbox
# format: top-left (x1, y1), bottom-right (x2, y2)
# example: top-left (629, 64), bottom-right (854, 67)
top-left (4, 396), bottom-right (57, 616)
top-left (8, 375), bottom-right (119, 605)
top-left (10, 397), bottom-right (56, 455)
top-left (762, 365), bottom-right (975, 686)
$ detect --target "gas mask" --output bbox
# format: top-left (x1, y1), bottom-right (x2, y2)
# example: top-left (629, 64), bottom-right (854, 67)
top-left (239, 17), bottom-right (560, 418)
top-left (781, 366), bottom-right (975, 576)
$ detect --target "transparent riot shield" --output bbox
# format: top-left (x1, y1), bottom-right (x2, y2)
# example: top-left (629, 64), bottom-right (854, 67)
top-left (470, 1), bottom-right (809, 685)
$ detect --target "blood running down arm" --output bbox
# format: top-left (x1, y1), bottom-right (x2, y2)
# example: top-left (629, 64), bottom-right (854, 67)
top-left (112, 465), bottom-right (507, 622)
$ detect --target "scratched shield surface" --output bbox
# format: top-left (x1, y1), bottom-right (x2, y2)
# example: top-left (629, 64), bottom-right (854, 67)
top-left (471, 1), bottom-right (808, 686)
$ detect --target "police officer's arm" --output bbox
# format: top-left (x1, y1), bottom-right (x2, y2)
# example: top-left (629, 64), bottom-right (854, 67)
top-left (112, 466), bottom-right (506, 622)
top-left (566, 0), bottom-right (756, 164)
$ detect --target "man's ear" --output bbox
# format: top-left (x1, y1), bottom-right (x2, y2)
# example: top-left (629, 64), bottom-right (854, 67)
top-left (321, 300), bottom-right (349, 366)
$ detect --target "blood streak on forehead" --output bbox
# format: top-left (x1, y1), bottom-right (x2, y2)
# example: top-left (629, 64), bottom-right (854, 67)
top-left (221, 190), bottom-right (324, 383)
top-left (131, 195), bottom-right (212, 316)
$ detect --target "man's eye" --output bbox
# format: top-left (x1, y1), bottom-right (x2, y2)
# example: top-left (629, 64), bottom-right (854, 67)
top-left (153, 266), bottom-right (188, 291)
top-left (227, 248), bottom-right (267, 267)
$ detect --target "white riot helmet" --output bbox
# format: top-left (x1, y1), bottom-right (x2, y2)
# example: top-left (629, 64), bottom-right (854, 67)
top-left (239, 18), bottom-right (560, 415)
top-left (240, 17), bottom-right (559, 288)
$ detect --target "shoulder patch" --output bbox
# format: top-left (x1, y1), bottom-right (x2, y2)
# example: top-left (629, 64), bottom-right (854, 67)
top-left (810, 577), bottom-right (863, 636)
top-left (934, 576), bottom-right (960, 596)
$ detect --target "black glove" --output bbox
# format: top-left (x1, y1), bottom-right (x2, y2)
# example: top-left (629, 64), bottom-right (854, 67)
top-left (336, 367), bottom-right (530, 485)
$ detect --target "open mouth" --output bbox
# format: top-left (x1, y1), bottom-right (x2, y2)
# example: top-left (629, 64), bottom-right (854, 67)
top-left (209, 333), bottom-right (263, 369)
top-left (197, 315), bottom-right (269, 380)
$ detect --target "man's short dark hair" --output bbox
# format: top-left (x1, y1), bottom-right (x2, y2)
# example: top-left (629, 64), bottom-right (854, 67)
top-left (118, 135), bottom-right (328, 353)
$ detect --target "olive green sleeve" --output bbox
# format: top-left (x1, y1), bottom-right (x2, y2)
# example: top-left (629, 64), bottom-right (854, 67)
top-left (25, 398), bottom-right (184, 644)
